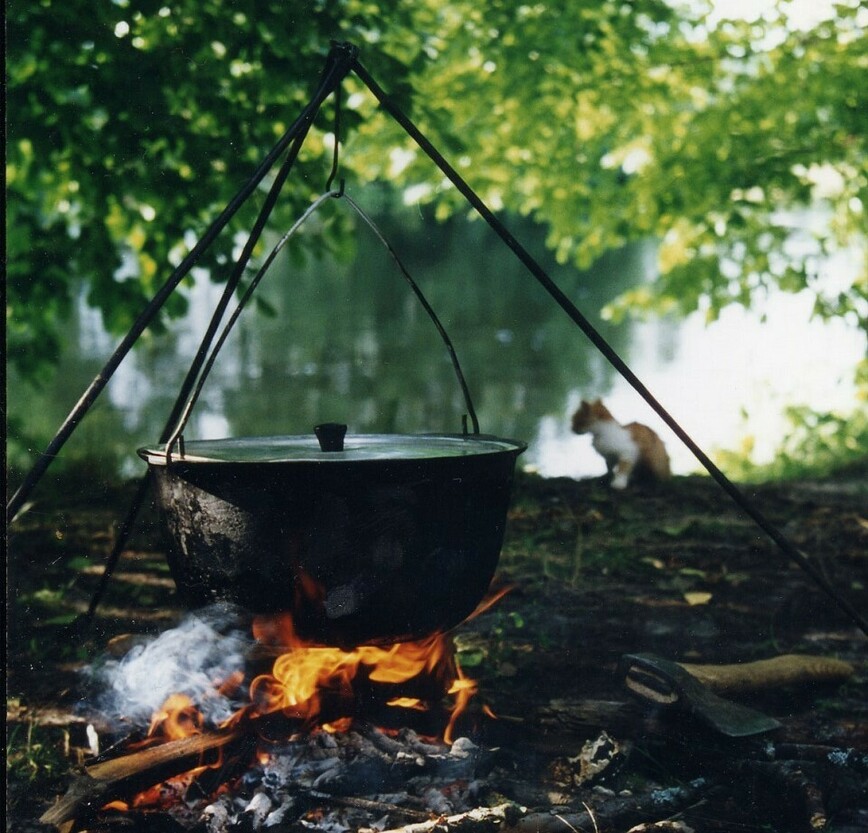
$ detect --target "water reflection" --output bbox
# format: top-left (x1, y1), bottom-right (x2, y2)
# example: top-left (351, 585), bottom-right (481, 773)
top-left (7, 201), bottom-right (862, 482)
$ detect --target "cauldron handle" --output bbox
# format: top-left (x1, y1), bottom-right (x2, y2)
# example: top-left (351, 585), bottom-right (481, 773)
top-left (163, 190), bottom-right (480, 462)
top-left (162, 191), bottom-right (341, 461)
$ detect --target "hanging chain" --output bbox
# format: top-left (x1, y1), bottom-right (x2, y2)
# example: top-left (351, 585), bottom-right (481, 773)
top-left (325, 80), bottom-right (343, 192)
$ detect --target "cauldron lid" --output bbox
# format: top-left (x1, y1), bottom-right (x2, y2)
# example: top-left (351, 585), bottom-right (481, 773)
top-left (138, 433), bottom-right (526, 465)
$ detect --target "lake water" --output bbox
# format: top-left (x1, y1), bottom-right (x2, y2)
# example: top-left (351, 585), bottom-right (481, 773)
top-left (8, 199), bottom-right (863, 483)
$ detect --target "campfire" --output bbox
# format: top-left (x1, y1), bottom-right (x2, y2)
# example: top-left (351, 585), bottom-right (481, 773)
top-left (42, 589), bottom-right (525, 833)
top-left (36, 583), bottom-right (867, 833)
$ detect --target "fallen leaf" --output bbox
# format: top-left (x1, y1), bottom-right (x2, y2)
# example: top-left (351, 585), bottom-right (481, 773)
top-left (683, 591), bottom-right (713, 606)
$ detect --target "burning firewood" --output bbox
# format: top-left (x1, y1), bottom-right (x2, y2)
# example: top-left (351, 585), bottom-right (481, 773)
top-left (40, 715), bottom-right (501, 832)
top-left (39, 727), bottom-right (247, 828)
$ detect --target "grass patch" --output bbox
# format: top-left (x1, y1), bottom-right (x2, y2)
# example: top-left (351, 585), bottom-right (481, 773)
top-left (6, 716), bottom-right (71, 803)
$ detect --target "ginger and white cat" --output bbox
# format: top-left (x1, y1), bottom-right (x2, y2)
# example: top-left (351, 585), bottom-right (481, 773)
top-left (571, 399), bottom-right (671, 489)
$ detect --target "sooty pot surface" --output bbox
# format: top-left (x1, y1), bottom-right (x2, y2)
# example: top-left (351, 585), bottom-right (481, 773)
top-left (139, 432), bottom-right (525, 646)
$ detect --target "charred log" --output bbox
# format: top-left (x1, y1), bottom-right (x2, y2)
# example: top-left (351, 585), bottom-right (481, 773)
top-left (360, 802), bottom-right (525, 833)
top-left (39, 728), bottom-right (248, 828)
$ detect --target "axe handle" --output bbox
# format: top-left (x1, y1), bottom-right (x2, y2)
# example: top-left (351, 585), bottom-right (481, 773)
top-left (677, 654), bottom-right (854, 694)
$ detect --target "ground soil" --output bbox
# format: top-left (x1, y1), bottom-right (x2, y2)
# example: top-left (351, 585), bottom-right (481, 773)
top-left (7, 463), bottom-right (868, 832)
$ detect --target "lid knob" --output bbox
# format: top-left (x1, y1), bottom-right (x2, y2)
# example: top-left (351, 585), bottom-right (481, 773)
top-left (314, 423), bottom-right (347, 452)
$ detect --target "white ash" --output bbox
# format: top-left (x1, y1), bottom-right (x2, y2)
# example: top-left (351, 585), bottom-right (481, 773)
top-left (263, 797), bottom-right (296, 828)
top-left (202, 798), bottom-right (232, 833)
top-left (243, 791), bottom-right (273, 827)
top-left (181, 730), bottom-right (493, 832)
top-left (450, 737), bottom-right (478, 758)
top-left (85, 604), bottom-right (249, 728)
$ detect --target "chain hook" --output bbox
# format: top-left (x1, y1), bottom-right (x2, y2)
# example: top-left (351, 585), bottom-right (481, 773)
top-left (325, 80), bottom-right (343, 191)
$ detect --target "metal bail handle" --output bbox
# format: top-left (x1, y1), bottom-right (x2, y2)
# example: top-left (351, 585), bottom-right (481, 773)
top-left (162, 189), bottom-right (481, 464)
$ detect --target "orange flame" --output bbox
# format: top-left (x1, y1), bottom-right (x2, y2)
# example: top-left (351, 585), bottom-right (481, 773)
top-left (246, 611), bottom-right (473, 740)
top-left (148, 693), bottom-right (203, 741)
top-left (152, 585), bottom-right (513, 745)
top-left (466, 583), bottom-right (514, 619)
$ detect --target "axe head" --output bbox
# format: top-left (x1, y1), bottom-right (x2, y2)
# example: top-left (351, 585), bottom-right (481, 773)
top-left (620, 653), bottom-right (783, 737)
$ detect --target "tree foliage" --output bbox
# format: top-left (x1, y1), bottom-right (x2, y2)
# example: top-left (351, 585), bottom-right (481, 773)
top-left (6, 0), bottom-right (418, 376)
top-left (7, 0), bottom-right (867, 379)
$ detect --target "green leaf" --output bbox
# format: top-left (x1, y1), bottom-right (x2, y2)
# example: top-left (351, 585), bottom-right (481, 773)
top-left (43, 613), bottom-right (80, 626)
top-left (455, 647), bottom-right (486, 668)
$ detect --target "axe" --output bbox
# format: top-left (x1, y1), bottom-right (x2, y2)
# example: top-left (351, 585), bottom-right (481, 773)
top-left (620, 653), bottom-right (854, 737)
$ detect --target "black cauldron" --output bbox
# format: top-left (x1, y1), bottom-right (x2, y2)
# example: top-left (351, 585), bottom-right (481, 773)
top-left (139, 429), bottom-right (525, 646)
